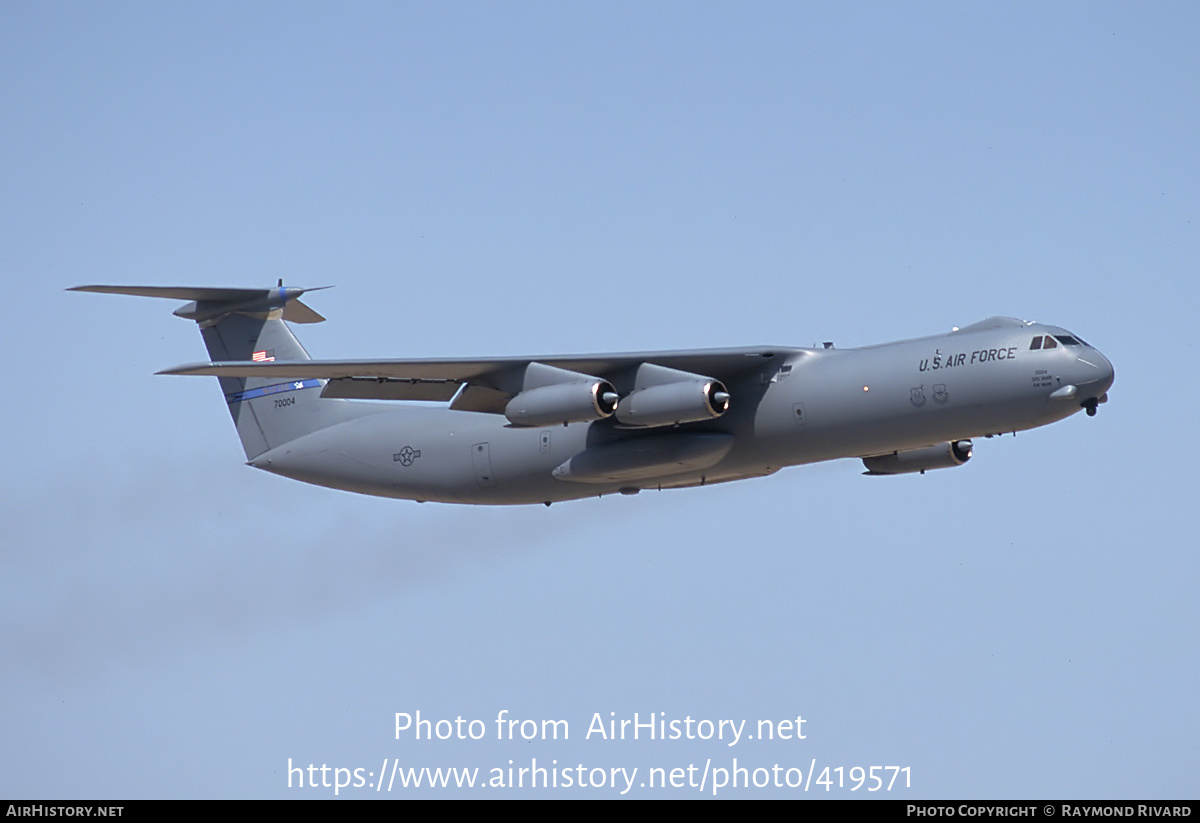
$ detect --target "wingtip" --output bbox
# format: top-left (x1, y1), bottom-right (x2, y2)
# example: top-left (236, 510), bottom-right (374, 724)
top-left (157, 362), bottom-right (219, 376)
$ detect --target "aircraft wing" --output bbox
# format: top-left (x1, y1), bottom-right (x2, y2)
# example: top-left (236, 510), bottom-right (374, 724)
top-left (161, 348), bottom-right (807, 409)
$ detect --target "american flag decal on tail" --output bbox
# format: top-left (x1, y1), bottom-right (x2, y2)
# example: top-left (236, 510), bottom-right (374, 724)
top-left (251, 350), bottom-right (275, 362)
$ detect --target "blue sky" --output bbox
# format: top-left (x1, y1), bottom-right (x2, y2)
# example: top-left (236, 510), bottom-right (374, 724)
top-left (2, 2), bottom-right (1196, 798)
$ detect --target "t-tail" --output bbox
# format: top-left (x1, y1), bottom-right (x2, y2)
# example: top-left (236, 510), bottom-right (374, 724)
top-left (69, 284), bottom-right (369, 460)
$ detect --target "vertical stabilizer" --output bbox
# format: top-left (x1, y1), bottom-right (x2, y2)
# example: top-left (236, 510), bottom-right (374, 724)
top-left (69, 285), bottom-right (371, 459)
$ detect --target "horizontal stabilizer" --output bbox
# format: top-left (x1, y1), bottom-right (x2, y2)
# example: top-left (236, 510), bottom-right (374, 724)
top-left (282, 299), bottom-right (325, 324)
top-left (68, 284), bottom-right (330, 324)
top-left (71, 285), bottom-right (275, 301)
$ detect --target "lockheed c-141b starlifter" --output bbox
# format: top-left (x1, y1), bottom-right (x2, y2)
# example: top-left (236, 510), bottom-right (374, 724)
top-left (71, 284), bottom-right (1113, 505)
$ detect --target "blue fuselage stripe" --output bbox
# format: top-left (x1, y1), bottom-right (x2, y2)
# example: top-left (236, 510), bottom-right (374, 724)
top-left (225, 379), bottom-right (321, 404)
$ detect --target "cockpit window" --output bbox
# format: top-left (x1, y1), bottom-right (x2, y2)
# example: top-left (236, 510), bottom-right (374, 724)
top-left (1032, 334), bottom-right (1088, 350)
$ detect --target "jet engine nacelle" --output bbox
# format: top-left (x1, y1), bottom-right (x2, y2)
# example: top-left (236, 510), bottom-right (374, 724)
top-left (504, 380), bottom-right (619, 426)
top-left (862, 439), bottom-right (973, 475)
top-left (615, 380), bottom-right (730, 428)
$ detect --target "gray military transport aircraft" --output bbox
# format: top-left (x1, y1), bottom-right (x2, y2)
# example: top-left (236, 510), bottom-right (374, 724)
top-left (72, 284), bottom-right (1113, 506)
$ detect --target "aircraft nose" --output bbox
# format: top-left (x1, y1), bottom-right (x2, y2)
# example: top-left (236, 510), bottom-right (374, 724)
top-left (1075, 347), bottom-right (1114, 416)
top-left (1082, 348), bottom-right (1115, 394)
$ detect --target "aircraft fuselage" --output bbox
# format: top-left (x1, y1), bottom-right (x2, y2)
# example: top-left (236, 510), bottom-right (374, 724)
top-left (248, 317), bottom-right (1113, 505)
